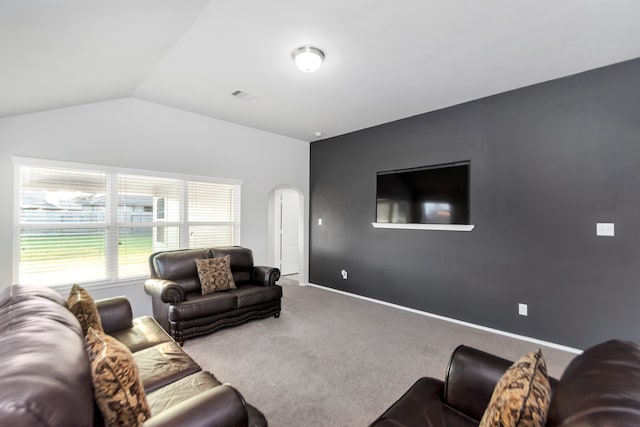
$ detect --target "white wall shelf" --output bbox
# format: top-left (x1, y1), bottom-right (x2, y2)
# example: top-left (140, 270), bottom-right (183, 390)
top-left (372, 222), bottom-right (475, 232)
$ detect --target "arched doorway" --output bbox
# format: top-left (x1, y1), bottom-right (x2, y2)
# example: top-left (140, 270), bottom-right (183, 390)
top-left (275, 188), bottom-right (300, 275)
top-left (268, 186), bottom-right (306, 282)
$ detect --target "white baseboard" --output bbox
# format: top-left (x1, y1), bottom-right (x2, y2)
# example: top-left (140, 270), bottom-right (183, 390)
top-left (301, 282), bottom-right (582, 355)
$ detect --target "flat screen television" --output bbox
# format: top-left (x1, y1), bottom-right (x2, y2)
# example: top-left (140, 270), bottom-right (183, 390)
top-left (375, 161), bottom-right (470, 225)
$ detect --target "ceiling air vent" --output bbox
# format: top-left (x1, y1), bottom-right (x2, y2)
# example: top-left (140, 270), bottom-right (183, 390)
top-left (230, 90), bottom-right (256, 102)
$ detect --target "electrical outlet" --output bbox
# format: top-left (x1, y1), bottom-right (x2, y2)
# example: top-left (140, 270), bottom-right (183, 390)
top-left (341, 269), bottom-right (348, 280)
top-left (518, 303), bottom-right (528, 316)
top-left (318, 218), bottom-right (323, 226)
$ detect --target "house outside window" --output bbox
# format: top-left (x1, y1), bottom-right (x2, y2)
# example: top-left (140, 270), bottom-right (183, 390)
top-left (14, 158), bottom-right (241, 287)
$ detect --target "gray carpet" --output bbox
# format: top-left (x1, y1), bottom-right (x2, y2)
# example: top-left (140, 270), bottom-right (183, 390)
top-left (184, 277), bottom-right (576, 426)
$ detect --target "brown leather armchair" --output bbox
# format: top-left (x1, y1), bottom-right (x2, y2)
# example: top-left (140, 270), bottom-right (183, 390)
top-left (371, 340), bottom-right (640, 426)
top-left (144, 246), bottom-right (282, 344)
top-left (370, 345), bottom-right (534, 427)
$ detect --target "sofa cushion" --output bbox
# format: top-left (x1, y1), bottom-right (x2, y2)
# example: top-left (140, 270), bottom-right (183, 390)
top-left (211, 246), bottom-right (254, 283)
top-left (146, 371), bottom-right (223, 414)
top-left (196, 256), bottom-right (236, 294)
top-left (109, 316), bottom-right (173, 353)
top-left (169, 292), bottom-right (237, 322)
top-left (66, 284), bottom-right (103, 335)
top-left (371, 377), bottom-right (477, 427)
top-left (479, 349), bottom-right (551, 427)
top-left (134, 341), bottom-right (201, 393)
top-left (152, 248), bottom-right (211, 293)
top-left (228, 284), bottom-right (283, 308)
top-left (86, 327), bottom-right (151, 427)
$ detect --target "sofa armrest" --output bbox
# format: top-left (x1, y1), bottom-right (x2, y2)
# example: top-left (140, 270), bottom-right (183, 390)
top-left (144, 279), bottom-right (186, 304)
top-left (444, 345), bottom-right (514, 421)
top-left (96, 296), bottom-right (133, 334)
top-left (252, 266), bottom-right (280, 286)
top-left (143, 384), bottom-right (248, 427)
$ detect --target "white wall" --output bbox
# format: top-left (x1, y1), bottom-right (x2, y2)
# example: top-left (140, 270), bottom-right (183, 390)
top-left (0, 98), bottom-right (309, 316)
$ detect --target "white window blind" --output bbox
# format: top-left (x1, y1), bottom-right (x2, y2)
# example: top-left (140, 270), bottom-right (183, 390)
top-left (15, 159), bottom-right (241, 287)
top-left (116, 173), bottom-right (182, 279)
top-left (187, 181), bottom-right (240, 248)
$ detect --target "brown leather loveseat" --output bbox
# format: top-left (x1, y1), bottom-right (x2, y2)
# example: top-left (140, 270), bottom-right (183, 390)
top-left (371, 340), bottom-right (640, 426)
top-left (145, 246), bottom-right (282, 344)
top-left (0, 284), bottom-right (267, 427)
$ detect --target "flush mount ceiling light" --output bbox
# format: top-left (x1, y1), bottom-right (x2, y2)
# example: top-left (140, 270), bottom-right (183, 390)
top-left (292, 46), bottom-right (325, 73)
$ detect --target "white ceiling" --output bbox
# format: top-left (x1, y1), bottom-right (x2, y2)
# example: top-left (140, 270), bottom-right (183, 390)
top-left (2, 0), bottom-right (640, 141)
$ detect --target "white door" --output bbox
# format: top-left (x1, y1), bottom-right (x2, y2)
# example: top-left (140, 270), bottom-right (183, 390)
top-left (279, 190), bottom-right (300, 275)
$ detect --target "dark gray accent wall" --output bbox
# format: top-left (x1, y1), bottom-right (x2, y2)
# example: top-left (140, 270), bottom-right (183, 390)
top-left (309, 58), bottom-right (640, 350)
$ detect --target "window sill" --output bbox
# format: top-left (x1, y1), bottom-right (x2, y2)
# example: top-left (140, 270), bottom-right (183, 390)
top-left (50, 277), bottom-right (146, 294)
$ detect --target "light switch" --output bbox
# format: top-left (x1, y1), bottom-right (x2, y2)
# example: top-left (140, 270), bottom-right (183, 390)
top-left (596, 223), bottom-right (615, 237)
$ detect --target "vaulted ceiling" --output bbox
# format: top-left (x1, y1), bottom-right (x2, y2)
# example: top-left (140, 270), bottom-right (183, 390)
top-left (2, 0), bottom-right (640, 141)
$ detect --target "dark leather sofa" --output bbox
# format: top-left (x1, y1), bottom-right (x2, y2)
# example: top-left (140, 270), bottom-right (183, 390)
top-left (371, 340), bottom-right (640, 426)
top-left (144, 246), bottom-right (282, 344)
top-left (0, 284), bottom-right (267, 427)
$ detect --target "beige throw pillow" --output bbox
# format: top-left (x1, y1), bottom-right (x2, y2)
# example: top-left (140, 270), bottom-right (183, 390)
top-left (195, 255), bottom-right (236, 295)
top-left (86, 327), bottom-right (151, 427)
top-left (479, 349), bottom-right (551, 427)
top-left (66, 284), bottom-right (103, 335)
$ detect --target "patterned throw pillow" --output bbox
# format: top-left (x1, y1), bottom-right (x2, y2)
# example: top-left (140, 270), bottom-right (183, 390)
top-left (66, 284), bottom-right (103, 335)
top-left (86, 327), bottom-right (151, 427)
top-left (195, 256), bottom-right (236, 295)
top-left (479, 349), bottom-right (551, 427)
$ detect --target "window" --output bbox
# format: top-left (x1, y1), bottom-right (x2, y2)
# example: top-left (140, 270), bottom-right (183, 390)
top-left (15, 158), bottom-right (241, 287)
